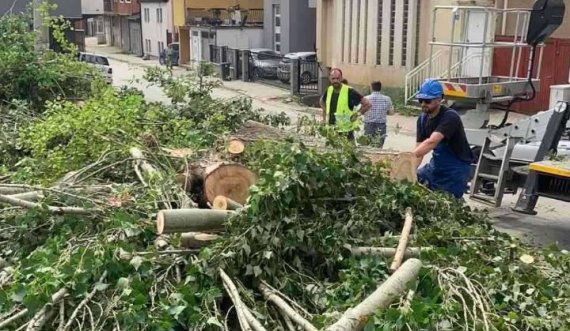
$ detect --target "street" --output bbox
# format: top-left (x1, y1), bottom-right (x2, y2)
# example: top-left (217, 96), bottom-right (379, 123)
top-left (89, 42), bottom-right (570, 249)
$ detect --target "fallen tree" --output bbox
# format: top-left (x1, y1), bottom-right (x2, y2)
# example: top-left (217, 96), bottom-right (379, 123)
top-left (0, 41), bottom-right (569, 331)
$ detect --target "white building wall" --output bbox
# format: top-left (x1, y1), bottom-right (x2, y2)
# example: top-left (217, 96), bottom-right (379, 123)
top-left (82, 0), bottom-right (104, 16)
top-left (141, 1), bottom-right (173, 58)
top-left (217, 28), bottom-right (265, 50)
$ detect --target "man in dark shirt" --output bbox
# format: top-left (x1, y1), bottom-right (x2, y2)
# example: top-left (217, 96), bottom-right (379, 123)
top-left (320, 69), bottom-right (370, 141)
top-left (413, 79), bottom-right (474, 199)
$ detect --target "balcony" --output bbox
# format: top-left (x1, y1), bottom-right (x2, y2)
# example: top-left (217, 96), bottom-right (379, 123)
top-left (185, 8), bottom-right (263, 27)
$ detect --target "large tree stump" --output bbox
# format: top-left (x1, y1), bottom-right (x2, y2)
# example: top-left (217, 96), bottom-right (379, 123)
top-left (204, 163), bottom-right (256, 205)
top-left (156, 209), bottom-right (230, 234)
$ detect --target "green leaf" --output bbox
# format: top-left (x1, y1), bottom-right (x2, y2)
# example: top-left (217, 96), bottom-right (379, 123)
top-left (11, 289), bottom-right (25, 303)
top-left (206, 317), bottom-right (223, 328)
top-left (130, 256), bottom-right (143, 271)
top-left (253, 266), bottom-right (262, 277)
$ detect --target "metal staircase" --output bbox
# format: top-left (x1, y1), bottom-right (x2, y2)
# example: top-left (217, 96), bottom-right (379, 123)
top-left (404, 50), bottom-right (479, 105)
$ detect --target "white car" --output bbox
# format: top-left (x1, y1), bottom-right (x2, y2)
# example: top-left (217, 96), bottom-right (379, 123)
top-left (78, 52), bottom-right (113, 84)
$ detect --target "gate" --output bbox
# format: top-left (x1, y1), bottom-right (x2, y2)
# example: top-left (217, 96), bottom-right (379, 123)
top-left (129, 21), bottom-right (143, 56)
top-left (227, 48), bottom-right (242, 79)
top-left (297, 58), bottom-right (320, 93)
top-left (120, 17), bottom-right (130, 53)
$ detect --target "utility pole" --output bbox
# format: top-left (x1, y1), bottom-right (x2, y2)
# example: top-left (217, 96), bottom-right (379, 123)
top-left (33, 0), bottom-right (50, 50)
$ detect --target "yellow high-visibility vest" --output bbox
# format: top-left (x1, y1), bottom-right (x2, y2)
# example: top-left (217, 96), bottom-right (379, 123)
top-left (325, 84), bottom-right (359, 132)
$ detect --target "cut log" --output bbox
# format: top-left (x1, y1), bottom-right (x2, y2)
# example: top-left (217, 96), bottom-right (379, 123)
top-left (360, 150), bottom-right (417, 182)
top-left (6, 191), bottom-right (43, 202)
top-left (212, 195), bottom-right (243, 210)
top-left (326, 259), bottom-right (422, 331)
top-left (350, 247), bottom-right (430, 258)
top-left (228, 139), bottom-right (245, 155)
top-left (0, 187), bottom-right (30, 195)
top-left (389, 208), bottom-right (414, 273)
top-left (156, 209), bottom-right (230, 234)
top-left (180, 232), bottom-right (220, 248)
top-left (204, 163), bottom-right (256, 205)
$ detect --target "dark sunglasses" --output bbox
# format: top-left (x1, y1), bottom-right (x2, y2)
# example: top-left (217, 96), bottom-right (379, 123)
top-left (418, 99), bottom-right (433, 104)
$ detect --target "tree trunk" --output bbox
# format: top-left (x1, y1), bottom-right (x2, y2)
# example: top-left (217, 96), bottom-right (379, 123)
top-left (326, 259), bottom-right (422, 331)
top-left (389, 208), bottom-right (414, 273)
top-left (212, 195), bottom-right (243, 210)
top-left (350, 247), bottom-right (429, 258)
top-left (180, 232), bottom-right (220, 248)
top-left (156, 209), bottom-right (230, 234)
top-left (204, 163), bottom-right (256, 205)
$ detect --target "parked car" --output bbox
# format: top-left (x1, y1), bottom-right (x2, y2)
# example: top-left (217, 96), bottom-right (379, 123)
top-left (159, 42), bottom-right (180, 66)
top-left (249, 48), bottom-right (281, 79)
top-left (277, 52), bottom-right (318, 84)
top-left (78, 52), bottom-right (112, 84)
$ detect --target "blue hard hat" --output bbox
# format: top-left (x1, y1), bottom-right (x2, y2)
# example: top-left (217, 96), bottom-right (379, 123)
top-left (416, 79), bottom-right (443, 100)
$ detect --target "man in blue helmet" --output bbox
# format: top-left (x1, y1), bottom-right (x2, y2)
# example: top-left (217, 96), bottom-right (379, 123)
top-left (412, 79), bottom-right (474, 199)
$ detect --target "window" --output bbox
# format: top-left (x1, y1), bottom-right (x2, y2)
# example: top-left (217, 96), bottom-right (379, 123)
top-left (144, 8), bottom-right (150, 23)
top-left (125, 0), bottom-right (131, 3)
top-left (376, 0), bottom-right (419, 67)
top-left (157, 8), bottom-right (163, 23)
top-left (273, 5), bottom-right (281, 53)
top-left (158, 41), bottom-right (164, 53)
top-left (388, 0), bottom-right (395, 66)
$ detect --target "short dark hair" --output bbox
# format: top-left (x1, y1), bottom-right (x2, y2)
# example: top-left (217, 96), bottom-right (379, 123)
top-left (342, 79), bottom-right (348, 84)
top-left (371, 81), bottom-right (382, 92)
top-left (330, 68), bottom-right (343, 76)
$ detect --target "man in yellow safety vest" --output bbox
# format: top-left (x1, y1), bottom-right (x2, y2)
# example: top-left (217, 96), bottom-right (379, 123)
top-left (320, 68), bottom-right (371, 142)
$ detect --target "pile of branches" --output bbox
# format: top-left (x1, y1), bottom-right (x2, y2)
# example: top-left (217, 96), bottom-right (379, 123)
top-left (0, 42), bottom-right (568, 331)
top-left (1, 131), bottom-right (568, 330)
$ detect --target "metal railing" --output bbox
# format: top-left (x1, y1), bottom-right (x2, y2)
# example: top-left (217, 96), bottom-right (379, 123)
top-left (186, 8), bottom-right (263, 27)
top-left (404, 50), bottom-right (446, 104)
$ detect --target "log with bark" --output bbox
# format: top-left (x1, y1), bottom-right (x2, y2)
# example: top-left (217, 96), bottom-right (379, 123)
top-left (234, 121), bottom-right (417, 182)
top-left (156, 209), bottom-right (230, 234)
top-left (350, 246), bottom-right (430, 258)
top-left (326, 258), bottom-right (422, 331)
top-left (180, 232), bottom-right (220, 248)
top-left (389, 208), bottom-right (414, 273)
top-left (203, 163), bottom-right (256, 205)
top-left (212, 195), bottom-right (243, 210)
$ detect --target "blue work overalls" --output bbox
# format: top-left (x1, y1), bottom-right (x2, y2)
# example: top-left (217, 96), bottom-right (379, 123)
top-left (417, 112), bottom-right (471, 199)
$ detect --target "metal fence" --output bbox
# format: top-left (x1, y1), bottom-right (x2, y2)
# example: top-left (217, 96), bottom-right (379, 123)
top-left (208, 45), bottom-right (321, 95)
top-left (297, 59), bottom-right (319, 92)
